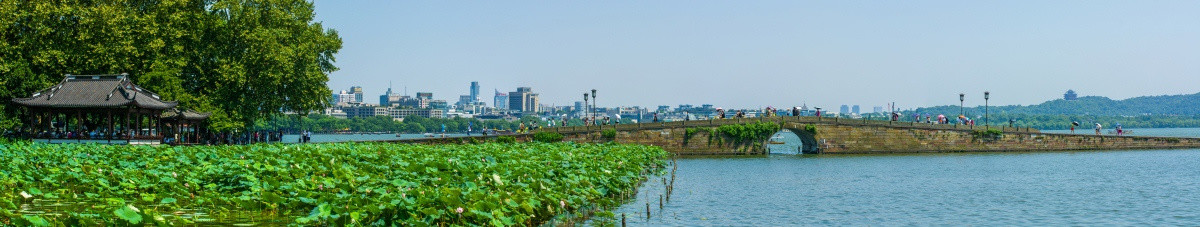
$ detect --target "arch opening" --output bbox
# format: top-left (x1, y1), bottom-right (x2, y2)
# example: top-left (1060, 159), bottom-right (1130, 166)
top-left (763, 128), bottom-right (820, 154)
top-left (765, 129), bottom-right (818, 154)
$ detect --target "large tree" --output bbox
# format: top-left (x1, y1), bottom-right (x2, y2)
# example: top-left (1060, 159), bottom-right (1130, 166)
top-left (0, 0), bottom-right (341, 131)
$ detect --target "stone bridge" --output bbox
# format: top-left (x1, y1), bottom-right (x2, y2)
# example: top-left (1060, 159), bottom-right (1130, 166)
top-left (388, 116), bottom-right (1200, 155)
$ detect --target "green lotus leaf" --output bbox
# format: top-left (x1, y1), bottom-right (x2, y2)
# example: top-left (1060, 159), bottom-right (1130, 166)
top-left (23, 215), bottom-right (51, 227)
top-left (113, 205), bottom-right (143, 224)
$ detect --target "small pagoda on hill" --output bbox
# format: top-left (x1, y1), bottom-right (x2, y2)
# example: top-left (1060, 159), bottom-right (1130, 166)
top-left (11, 74), bottom-right (208, 144)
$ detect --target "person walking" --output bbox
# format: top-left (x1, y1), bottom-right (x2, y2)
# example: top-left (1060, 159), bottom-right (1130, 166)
top-left (1094, 123), bottom-right (1102, 136)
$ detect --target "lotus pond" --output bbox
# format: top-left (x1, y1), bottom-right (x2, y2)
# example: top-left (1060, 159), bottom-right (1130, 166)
top-left (0, 142), bottom-right (668, 226)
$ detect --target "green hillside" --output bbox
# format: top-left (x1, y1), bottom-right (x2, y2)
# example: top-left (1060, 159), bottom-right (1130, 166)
top-left (899, 93), bottom-right (1200, 129)
top-left (912, 93), bottom-right (1200, 117)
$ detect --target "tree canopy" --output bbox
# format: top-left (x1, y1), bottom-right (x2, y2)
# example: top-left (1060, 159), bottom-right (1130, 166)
top-left (0, 0), bottom-right (341, 131)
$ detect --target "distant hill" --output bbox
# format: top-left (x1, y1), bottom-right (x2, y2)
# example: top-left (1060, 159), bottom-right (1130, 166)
top-left (911, 93), bottom-right (1200, 117)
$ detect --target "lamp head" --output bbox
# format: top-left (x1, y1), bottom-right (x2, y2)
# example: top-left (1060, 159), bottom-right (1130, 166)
top-left (984, 91), bottom-right (990, 99)
top-left (959, 93), bottom-right (965, 101)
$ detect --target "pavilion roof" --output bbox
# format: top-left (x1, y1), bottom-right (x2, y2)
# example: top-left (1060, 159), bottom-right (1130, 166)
top-left (162, 108), bottom-right (211, 120)
top-left (11, 74), bottom-right (178, 110)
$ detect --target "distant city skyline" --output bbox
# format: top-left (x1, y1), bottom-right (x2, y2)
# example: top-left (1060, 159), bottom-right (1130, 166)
top-left (313, 1), bottom-right (1200, 110)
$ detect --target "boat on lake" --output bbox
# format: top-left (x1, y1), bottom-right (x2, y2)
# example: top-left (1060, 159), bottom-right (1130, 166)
top-left (768, 135), bottom-right (786, 144)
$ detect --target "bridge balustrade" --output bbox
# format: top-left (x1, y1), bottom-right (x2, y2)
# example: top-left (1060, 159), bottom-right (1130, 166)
top-left (538, 116), bottom-right (1035, 135)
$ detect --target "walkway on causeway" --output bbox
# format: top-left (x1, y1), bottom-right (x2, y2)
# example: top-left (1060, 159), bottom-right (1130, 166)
top-left (377, 116), bottom-right (1200, 155)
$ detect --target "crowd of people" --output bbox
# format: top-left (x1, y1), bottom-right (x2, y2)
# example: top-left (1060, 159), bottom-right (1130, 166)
top-left (887, 112), bottom-right (979, 126)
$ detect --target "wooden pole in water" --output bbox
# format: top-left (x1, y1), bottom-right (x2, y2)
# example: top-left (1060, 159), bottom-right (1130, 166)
top-left (646, 202), bottom-right (651, 219)
top-left (622, 213), bottom-right (627, 227)
top-left (660, 194), bottom-right (664, 210)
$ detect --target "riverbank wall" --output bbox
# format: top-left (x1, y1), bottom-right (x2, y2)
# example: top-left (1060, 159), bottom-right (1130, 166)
top-left (797, 123), bottom-right (1200, 154)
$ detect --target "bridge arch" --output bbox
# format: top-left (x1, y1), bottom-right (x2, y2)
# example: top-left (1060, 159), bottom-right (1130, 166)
top-left (765, 127), bottom-right (819, 154)
top-left (783, 128), bottom-right (820, 154)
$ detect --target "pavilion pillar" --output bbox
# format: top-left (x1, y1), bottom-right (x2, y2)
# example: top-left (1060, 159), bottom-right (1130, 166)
top-left (75, 110), bottom-right (81, 142)
top-left (125, 109), bottom-right (131, 141)
top-left (108, 111), bottom-right (114, 143)
top-left (127, 110), bottom-right (133, 140)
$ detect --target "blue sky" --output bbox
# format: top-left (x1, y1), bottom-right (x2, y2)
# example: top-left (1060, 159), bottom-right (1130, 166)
top-left (313, 0), bottom-right (1199, 110)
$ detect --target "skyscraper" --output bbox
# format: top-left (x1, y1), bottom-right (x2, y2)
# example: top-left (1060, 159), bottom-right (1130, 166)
top-left (470, 81), bottom-right (480, 103)
top-left (335, 90), bottom-right (354, 105)
top-left (494, 90), bottom-right (508, 110)
top-left (350, 86), bottom-right (364, 103)
top-left (416, 92), bottom-right (433, 100)
top-left (852, 105), bottom-right (860, 115)
top-left (508, 87), bottom-right (538, 113)
top-left (380, 87), bottom-right (393, 106)
top-left (840, 105), bottom-right (850, 114)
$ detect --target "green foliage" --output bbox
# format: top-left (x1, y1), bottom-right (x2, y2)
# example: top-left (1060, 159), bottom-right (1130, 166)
top-left (495, 136), bottom-right (517, 143)
top-left (803, 124), bottom-right (818, 134)
top-left (0, 0), bottom-right (342, 131)
top-left (972, 129), bottom-right (1004, 141)
top-left (601, 129), bottom-right (617, 140)
top-left (715, 122), bottom-right (781, 144)
top-left (0, 142), bottom-right (668, 225)
top-left (532, 132), bottom-right (565, 143)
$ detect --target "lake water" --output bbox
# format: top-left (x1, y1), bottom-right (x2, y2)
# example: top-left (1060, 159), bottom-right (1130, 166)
top-left (279, 133), bottom-right (469, 143)
top-left (611, 128), bottom-right (1200, 226)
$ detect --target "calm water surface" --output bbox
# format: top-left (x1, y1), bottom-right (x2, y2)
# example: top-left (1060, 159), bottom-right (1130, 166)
top-left (280, 133), bottom-right (468, 143)
top-left (611, 128), bottom-right (1200, 226)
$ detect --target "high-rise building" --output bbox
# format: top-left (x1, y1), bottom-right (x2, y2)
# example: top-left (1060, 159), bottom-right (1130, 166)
top-left (458, 95), bottom-right (473, 106)
top-left (508, 87), bottom-right (539, 113)
top-left (852, 105), bottom-right (860, 115)
top-left (840, 105), bottom-right (850, 114)
top-left (416, 92), bottom-right (433, 100)
top-left (350, 86), bottom-right (364, 103)
top-left (379, 87), bottom-right (393, 106)
top-left (873, 106), bottom-right (883, 113)
top-left (332, 90), bottom-right (355, 105)
top-left (470, 81), bottom-right (480, 103)
top-left (494, 90), bottom-right (508, 110)
top-left (575, 101), bottom-right (585, 113)
top-left (429, 100), bottom-right (448, 110)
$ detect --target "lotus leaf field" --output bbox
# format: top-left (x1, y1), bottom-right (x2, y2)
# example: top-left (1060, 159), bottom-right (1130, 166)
top-left (0, 141), bottom-right (668, 226)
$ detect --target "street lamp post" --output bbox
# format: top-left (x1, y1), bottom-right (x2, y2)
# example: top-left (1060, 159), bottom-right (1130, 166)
top-left (591, 89), bottom-right (597, 126)
top-left (583, 93), bottom-right (589, 126)
top-left (958, 93), bottom-right (965, 120)
top-left (984, 91), bottom-right (990, 129)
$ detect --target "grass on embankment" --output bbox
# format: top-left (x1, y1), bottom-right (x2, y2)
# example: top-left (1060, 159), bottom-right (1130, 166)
top-left (0, 142), bottom-right (668, 226)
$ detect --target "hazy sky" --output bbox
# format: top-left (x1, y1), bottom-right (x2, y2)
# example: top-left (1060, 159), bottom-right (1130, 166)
top-left (313, 1), bottom-right (1199, 110)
